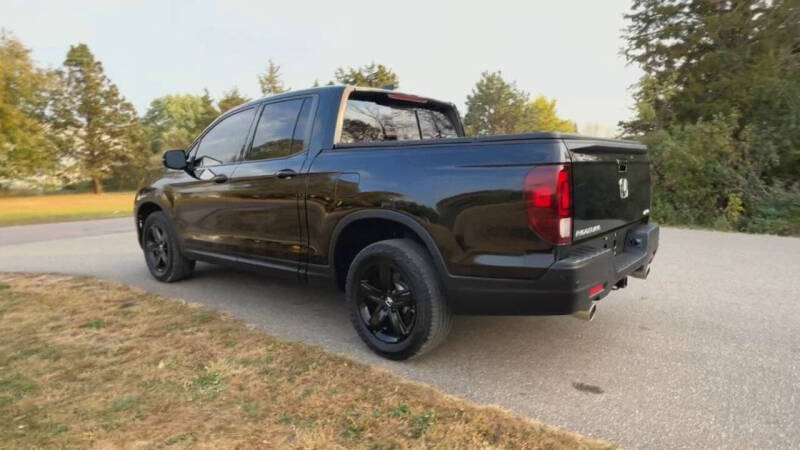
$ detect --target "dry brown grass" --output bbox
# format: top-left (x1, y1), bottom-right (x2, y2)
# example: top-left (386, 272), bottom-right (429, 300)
top-left (0, 192), bottom-right (134, 226)
top-left (0, 273), bottom-right (614, 449)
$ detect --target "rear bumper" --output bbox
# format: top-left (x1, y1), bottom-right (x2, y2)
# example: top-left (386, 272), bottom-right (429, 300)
top-left (446, 222), bottom-right (659, 315)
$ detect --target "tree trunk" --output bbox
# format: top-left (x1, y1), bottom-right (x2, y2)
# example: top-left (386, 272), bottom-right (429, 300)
top-left (92, 176), bottom-right (104, 194)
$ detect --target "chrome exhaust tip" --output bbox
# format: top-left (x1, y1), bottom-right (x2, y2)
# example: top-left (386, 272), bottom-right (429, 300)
top-left (573, 303), bottom-right (597, 321)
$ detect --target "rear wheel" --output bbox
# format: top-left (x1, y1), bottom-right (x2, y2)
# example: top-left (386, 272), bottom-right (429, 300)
top-left (142, 212), bottom-right (195, 282)
top-left (346, 239), bottom-right (451, 360)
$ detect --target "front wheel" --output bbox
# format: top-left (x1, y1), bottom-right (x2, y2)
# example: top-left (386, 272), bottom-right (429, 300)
top-left (142, 211), bottom-right (195, 282)
top-left (346, 239), bottom-right (452, 360)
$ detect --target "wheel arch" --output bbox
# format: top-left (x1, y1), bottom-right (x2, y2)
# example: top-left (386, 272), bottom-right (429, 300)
top-left (135, 201), bottom-right (164, 247)
top-left (328, 210), bottom-right (450, 291)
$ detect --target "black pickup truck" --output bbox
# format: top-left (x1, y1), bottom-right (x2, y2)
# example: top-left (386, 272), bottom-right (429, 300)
top-left (135, 86), bottom-right (659, 359)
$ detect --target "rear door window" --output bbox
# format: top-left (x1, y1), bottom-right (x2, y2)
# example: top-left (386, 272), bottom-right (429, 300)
top-left (247, 98), bottom-right (311, 160)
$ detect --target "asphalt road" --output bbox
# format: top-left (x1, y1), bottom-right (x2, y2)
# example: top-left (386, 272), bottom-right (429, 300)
top-left (1, 218), bottom-right (798, 449)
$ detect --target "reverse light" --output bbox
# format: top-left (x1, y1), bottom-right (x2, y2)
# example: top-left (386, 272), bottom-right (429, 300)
top-left (524, 164), bottom-right (572, 245)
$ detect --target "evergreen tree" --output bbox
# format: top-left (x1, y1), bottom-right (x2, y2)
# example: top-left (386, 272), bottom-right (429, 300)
top-left (464, 72), bottom-right (577, 136)
top-left (258, 59), bottom-right (288, 96)
top-left (217, 87), bottom-right (250, 113)
top-left (333, 62), bottom-right (398, 88)
top-left (52, 43), bottom-right (146, 193)
top-left (0, 32), bottom-right (57, 180)
top-left (622, 0), bottom-right (800, 180)
top-left (463, 71), bottom-right (537, 136)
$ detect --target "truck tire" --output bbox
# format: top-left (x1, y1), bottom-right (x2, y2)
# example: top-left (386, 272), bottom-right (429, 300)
top-left (346, 239), bottom-right (452, 360)
top-left (142, 211), bottom-right (195, 282)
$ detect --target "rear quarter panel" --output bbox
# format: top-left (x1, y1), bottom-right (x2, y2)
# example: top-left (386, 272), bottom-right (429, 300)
top-left (306, 139), bottom-right (569, 279)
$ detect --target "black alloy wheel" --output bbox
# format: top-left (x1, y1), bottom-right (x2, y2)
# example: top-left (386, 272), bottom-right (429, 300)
top-left (141, 211), bottom-right (195, 282)
top-left (357, 262), bottom-right (416, 343)
top-left (144, 223), bottom-right (170, 276)
top-left (346, 239), bottom-right (452, 360)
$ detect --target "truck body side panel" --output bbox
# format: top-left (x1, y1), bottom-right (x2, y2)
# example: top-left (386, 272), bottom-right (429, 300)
top-left (305, 139), bottom-right (570, 279)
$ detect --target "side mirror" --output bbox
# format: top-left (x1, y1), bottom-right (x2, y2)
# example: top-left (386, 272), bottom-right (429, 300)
top-left (163, 149), bottom-right (188, 170)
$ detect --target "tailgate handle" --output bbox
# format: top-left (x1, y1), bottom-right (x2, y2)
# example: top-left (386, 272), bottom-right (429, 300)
top-left (617, 159), bottom-right (628, 173)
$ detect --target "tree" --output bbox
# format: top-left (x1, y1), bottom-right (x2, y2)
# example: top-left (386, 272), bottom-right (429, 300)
top-left (143, 91), bottom-right (218, 154)
top-left (0, 32), bottom-right (57, 181)
top-left (333, 62), bottom-right (399, 88)
top-left (463, 71), bottom-right (537, 136)
top-left (51, 43), bottom-right (146, 193)
top-left (464, 72), bottom-right (578, 136)
top-left (622, 0), bottom-right (800, 234)
top-left (217, 87), bottom-right (250, 113)
top-left (530, 96), bottom-right (577, 133)
top-left (642, 115), bottom-right (756, 228)
top-left (258, 59), bottom-right (288, 96)
top-left (622, 0), bottom-right (800, 180)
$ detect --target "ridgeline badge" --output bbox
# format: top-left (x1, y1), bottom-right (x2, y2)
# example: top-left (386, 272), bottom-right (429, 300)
top-left (575, 225), bottom-right (601, 238)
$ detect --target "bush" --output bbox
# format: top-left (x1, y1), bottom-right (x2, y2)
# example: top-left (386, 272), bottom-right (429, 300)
top-left (642, 116), bottom-right (799, 236)
top-left (740, 186), bottom-right (800, 236)
top-left (644, 116), bottom-right (756, 229)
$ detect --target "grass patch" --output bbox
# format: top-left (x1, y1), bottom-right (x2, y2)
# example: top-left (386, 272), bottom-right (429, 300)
top-left (388, 403), bottom-right (412, 418)
top-left (0, 192), bottom-right (134, 226)
top-left (0, 273), bottom-right (613, 448)
top-left (79, 319), bottom-right (106, 330)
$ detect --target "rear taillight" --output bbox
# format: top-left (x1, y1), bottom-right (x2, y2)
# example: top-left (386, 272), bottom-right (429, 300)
top-left (524, 164), bottom-right (572, 245)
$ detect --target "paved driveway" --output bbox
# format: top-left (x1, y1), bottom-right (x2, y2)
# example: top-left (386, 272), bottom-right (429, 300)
top-left (1, 218), bottom-right (798, 449)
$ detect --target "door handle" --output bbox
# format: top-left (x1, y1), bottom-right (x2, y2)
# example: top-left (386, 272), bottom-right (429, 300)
top-left (211, 174), bottom-right (228, 184)
top-left (276, 169), bottom-right (296, 179)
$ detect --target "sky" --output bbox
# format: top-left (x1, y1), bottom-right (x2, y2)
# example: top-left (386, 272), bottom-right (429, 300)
top-left (2, 0), bottom-right (642, 135)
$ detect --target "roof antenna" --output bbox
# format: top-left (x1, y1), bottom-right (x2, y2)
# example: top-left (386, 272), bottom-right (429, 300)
top-left (381, 84), bottom-right (396, 91)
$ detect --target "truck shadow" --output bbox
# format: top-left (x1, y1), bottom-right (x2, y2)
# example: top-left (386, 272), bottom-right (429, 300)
top-left (184, 262), bottom-right (622, 373)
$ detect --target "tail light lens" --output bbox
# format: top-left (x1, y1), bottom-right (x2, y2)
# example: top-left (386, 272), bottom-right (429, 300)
top-left (524, 164), bottom-right (572, 245)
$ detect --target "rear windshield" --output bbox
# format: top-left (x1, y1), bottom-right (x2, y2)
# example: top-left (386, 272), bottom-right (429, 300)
top-left (340, 93), bottom-right (458, 144)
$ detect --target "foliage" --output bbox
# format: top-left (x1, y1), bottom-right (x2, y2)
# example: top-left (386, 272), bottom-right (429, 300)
top-left (333, 62), bottom-right (398, 88)
top-left (464, 71), bottom-right (536, 136)
top-left (51, 44), bottom-right (147, 193)
top-left (464, 71), bottom-right (576, 136)
top-left (530, 95), bottom-right (577, 133)
top-left (142, 92), bottom-right (217, 154)
top-left (0, 32), bottom-right (57, 180)
top-left (740, 185), bottom-right (800, 235)
top-left (217, 87), bottom-right (250, 113)
top-left (258, 59), bottom-right (288, 96)
top-left (643, 115), bottom-right (757, 228)
top-left (623, 0), bottom-right (800, 235)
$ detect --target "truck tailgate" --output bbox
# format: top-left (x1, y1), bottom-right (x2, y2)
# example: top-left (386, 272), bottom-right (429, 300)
top-left (565, 138), bottom-right (651, 241)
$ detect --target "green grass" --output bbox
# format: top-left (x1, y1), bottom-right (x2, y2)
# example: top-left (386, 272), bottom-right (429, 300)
top-left (0, 192), bottom-right (134, 227)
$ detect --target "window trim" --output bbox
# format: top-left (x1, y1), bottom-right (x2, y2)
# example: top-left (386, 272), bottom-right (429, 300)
top-left (240, 95), bottom-right (317, 163)
top-left (188, 105), bottom-right (258, 167)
